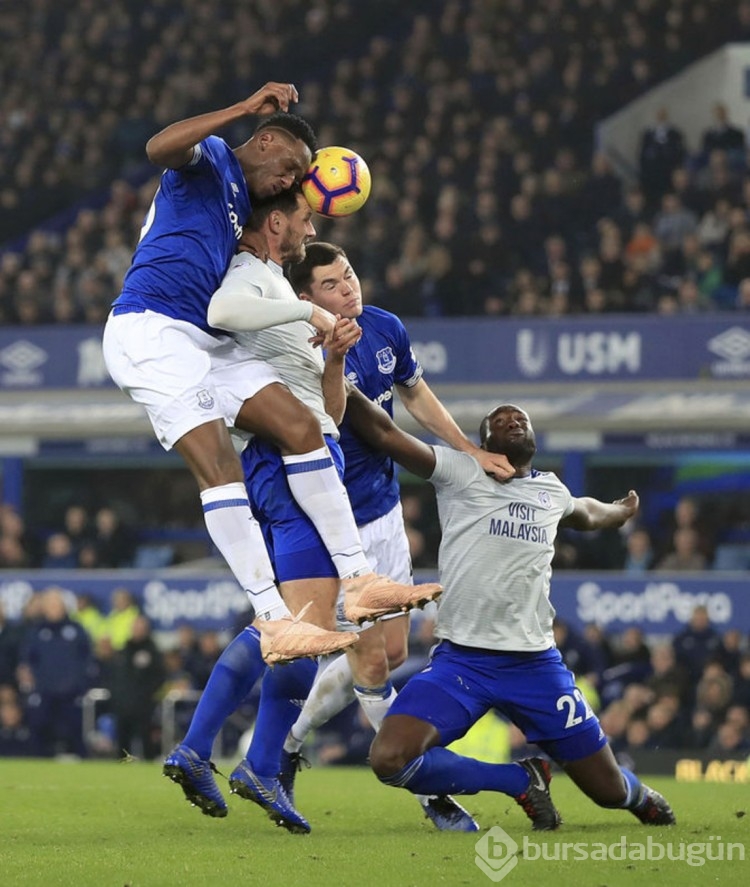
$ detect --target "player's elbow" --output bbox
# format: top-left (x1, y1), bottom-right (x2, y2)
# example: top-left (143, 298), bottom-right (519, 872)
top-left (206, 299), bottom-right (225, 330)
top-left (145, 135), bottom-right (191, 169)
top-left (145, 135), bottom-right (168, 165)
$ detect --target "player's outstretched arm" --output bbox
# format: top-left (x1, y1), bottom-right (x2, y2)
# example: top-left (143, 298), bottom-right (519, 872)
top-left (345, 387), bottom-right (436, 479)
top-left (560, 490), bottom-right (639, 532)
top-left (397, 379), bottom-right (514, 480)
top-left (146, 82), bottom-right (299, 168)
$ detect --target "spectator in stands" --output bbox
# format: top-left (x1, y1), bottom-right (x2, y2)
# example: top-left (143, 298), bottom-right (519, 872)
top-left (613, 627), bottom-right (652, 670)
top-left (638, 108), bottom-right (687, 209)
top-left (623, 718), bottom-right (651, 753)
top-left (111, 614), bottom-right (165, 760)
top-left (655, 527), bottom-right (708, 571)
top-left (646, 644), bottom-right (690, 706)
top-left (673, 604), bottom-right (722, 682)
top-left (61, 505), bottom-right (93, 561)
top-left (621, 526), bottom-right (655, 574)
top-left (718, 628), bottom-right (745, 677)
top-left (695, 661), bottom-right (734, 720)
top-left (644, 696), bottom-right (684, 750)
top-left (16, 587), bottom-right (94, 757)
top-left (707, 721), bottom-right (750, 755)
top-left (701, 103), bottom-right (746, 163)
top-left (652, 193), bottom-right (699, 265)
top-left (40, 532), bottom-right (78, 569)
top-left (687, 707), bottom-right (715, 749)
top-left (724, 704), bottom-right (750, 741)
top-left (71, 594), bottom-right (106, 644)
top-left (83, 507), bottom-right (136, 568)
top-left (101, 587), bottom-right (139, 651)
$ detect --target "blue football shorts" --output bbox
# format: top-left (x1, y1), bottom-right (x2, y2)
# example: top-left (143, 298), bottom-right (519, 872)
top-left (241, 435), bottom-right (341, 583)
top-left (387, 641), bottom-right (607, 763)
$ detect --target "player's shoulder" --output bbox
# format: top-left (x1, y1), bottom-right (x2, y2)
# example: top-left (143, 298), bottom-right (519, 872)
top-left (361, 305), bottom-right (409, 336)
top-left (528, 469), bottom-right (572, 499)
top-left (200, 134), bottom-right (233, 158)
top-left (227, 251), bottom-right (264, 273)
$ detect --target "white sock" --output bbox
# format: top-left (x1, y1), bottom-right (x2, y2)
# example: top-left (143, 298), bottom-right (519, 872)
top-left (285, 654), bottom-right (356, 751)
top-left (200, 483), bottom-right (288, 620)
top-left (353, 681), bottom-right (398, 732)
top-left (282, 448), bottom-right (370, 578)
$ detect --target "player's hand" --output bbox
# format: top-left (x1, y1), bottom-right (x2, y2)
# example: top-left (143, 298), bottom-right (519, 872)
top-left (327, 317), bottom-right (362, 360)
top-left (474, 449), bottom-right (515, 481)
top-left (614, 489), bottom-right (639, 521)
top-left (308, 304), bottom-right (338, 347)
top-left (238, 228), bottom-right (270, 261)
top-left (240, 82), bottom-right (299, 116)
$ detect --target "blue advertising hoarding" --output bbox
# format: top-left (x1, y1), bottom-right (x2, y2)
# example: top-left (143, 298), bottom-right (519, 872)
top-left (1, 315), bottom-right (749, 390)
top-left (2, 571), bottom-right (747, 636)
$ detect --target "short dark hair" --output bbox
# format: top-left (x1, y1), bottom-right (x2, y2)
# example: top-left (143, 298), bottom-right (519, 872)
top-left (288, 241), bottom-right (347, 294)
top-left (254, 111), bottom-right (318, 154)
top-left (246, 185), bottom-right (304, 232)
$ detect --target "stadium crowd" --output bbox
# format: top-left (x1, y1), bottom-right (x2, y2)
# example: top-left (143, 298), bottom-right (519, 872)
top-left (2, 0), bottom-right (750, 322)
top-left (0, 586), bottom-right (748, 764)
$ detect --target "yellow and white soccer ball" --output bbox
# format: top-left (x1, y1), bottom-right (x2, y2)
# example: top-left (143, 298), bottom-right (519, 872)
top-left (301, 146), bottom-right (372, 218)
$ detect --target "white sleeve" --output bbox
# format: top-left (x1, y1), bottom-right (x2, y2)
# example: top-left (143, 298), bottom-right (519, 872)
top-left (207, 274), bottom-right (314, 332)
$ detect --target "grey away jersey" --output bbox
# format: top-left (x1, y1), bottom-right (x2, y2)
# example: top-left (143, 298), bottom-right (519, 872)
top-left (430, 447), bottom-right (574, 652)
top-left (230, 254), bottom-right (338, 438)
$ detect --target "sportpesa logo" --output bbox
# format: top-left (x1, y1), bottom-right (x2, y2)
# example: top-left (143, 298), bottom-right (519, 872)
top-left (227, 203), bottom-right (243, 240)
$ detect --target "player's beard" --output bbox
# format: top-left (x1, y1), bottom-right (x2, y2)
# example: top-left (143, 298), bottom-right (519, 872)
top-left (280, 232), bottom-right (307, 265)
top-left (502, 435), bottom-right (536, 467)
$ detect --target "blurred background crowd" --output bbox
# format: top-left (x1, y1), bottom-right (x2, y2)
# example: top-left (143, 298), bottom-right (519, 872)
top-left (2, 0), bottom-right (750, 323)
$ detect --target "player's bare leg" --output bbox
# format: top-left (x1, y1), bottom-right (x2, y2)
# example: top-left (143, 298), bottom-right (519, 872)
top-left (563, 745), bottom-right (676, 825)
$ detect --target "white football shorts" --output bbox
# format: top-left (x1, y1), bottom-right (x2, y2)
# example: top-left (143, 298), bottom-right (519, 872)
top-left (103, 310), bottom-right (282, 450)
top-left (336, 501), bottom-right (412, 631)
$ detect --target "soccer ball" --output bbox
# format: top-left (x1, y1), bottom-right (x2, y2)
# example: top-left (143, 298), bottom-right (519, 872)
top-left (301, 146), bottom-right (372, 218)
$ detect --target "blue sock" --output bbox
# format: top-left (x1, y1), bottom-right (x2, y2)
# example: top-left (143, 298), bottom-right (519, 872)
top-left (246, 658), bottom-right (318, 778)
top-left (380, 747), bottom-right (530, 797)
top-left (184, 627), bottom-right (266, 760)
top-left (616, 767), bottom-right (644, 809)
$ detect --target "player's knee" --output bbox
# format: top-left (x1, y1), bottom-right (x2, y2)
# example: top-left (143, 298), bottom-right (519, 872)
top-left (369, 734), bottom-right (410, 779)
top-left (350, 647), bottom-right (389, 688)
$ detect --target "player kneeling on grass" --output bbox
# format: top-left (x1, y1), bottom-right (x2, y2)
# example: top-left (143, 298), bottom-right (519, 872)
top-left (343, 393), bottom-right (676, 831)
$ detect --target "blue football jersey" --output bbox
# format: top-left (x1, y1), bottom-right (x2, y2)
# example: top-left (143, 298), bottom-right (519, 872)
top-left (339, 305), bottom-right (423, 525)
top-left (114, 136), bottom-right (250, 333)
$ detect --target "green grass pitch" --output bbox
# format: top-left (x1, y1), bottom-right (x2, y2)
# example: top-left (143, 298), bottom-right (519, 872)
top-left (1, 760), bottom-right (747, 887)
